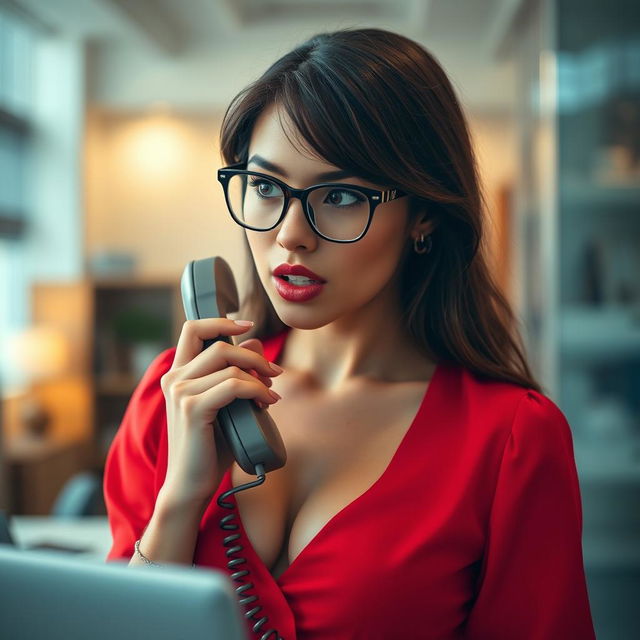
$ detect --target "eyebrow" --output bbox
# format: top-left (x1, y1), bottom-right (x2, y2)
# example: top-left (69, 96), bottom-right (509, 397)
top-left (247, 154), bottom-right (355, 182)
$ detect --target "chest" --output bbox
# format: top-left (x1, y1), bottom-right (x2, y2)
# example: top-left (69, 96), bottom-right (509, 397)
top-left (230, 376), bottom-right (430, 580)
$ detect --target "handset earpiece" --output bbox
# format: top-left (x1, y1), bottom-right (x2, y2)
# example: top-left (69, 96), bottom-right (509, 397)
top-left (180, 256), bottom-right (287, 475)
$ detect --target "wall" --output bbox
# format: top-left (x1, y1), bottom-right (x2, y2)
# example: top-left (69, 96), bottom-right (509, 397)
top-left (468, 112), bottom-right (518, 300)
top-left (84, 106), bottom-right (251, 292)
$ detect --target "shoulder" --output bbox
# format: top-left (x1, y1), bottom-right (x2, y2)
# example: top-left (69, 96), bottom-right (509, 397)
top-left (137, 347), bottom-right (176, 391)
top-left (445, 363), bottom-right (572, 450)
top-left (508, 389), bottom-right (576, 463)
top-left (108, 347), bottom-right (176, 462)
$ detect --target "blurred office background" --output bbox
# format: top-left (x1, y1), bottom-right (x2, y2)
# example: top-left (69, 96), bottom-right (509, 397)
top-left (0, 0), bottom-right (638, 637)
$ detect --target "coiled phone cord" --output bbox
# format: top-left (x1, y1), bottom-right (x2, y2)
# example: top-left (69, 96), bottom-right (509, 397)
top-left (217, 463), bottom-right (284, 640)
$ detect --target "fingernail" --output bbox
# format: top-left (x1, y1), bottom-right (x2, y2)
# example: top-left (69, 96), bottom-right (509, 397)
top-left (268, 389), bottom-right (282, 401)
top-left (234, 320), bottom-right (254, 326)
top-left (269, 362), bottom-right (284, 374)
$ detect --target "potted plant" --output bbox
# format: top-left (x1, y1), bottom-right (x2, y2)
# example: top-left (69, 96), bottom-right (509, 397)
top-left (111, 308), bottom-right (170, 379)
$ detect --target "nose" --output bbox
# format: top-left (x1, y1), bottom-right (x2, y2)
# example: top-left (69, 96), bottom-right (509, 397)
top-left (275, 195), bottom-right (319, 250)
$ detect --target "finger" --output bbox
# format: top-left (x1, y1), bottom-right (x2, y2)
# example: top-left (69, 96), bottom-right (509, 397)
top-left (237, 339), bottom-right (272, 387)
top-left (191, 378), bottom-right (281, 421)
top-left (247, 367), bottom-right (272, 387)
top-left (188, 340), bottom-right (282, 382)
top-left (173, 318), bottom-right (254, 369)
top-left (167, 366), bottom-right (272, 399)
top-left (244, 367), bottom-right (267, 381)
top-left (237, 338), bottom-right (265, 356)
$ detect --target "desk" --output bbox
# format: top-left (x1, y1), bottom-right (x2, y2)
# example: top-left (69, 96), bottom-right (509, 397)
top-left (10, 516), bottom-right (112, 562)
top-left (5, 436), bottom-right (93, 515)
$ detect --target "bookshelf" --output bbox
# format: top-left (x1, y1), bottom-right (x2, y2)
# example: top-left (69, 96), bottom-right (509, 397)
top-left (31, 277), bottom-right (183, 473)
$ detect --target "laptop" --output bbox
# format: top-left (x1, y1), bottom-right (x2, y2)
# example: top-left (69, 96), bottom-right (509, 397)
top-left (0, 516), bottom-right (249, 640)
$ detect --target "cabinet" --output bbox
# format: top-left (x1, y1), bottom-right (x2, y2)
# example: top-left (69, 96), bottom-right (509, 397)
top-left (504, 0), bottom-right (640, 637)
top-left (5, 435), bottom-right (92, 515)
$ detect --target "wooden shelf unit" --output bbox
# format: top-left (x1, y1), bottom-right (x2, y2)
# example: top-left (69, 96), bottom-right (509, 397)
top-left (31, 277), bottom-right (183, 472)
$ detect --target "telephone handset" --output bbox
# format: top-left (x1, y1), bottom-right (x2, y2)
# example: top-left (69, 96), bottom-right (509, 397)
top-left (180, 256), bottom-right (287, 476)
top-left (180, 257), bottom-right (286, 639)
top-left (181, 256), bottom-right (286, 639)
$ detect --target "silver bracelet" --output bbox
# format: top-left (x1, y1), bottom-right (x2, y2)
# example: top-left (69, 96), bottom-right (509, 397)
top-left (134, 538), bottom-right (162, 566)
top-left (134, 538), bottom-right (196, 568)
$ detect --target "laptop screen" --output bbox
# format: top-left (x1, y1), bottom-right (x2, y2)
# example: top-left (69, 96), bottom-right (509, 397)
top-left (0, 545), bottom-right (249, 640)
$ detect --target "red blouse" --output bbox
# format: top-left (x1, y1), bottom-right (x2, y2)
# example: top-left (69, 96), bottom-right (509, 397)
top-left (104, 328), bottom-right (596, 639)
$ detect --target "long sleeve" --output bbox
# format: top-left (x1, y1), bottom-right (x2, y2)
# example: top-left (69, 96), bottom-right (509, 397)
top-left (464, 390), bottom-right (596, 639)
top-left (102, 347), bottom-right (175, 562)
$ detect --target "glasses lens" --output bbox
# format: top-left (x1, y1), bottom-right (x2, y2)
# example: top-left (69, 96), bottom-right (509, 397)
top-left (226, 174), bottom-right (371, 241)
top-left (307, 186), bottom-right (370, 241)
top-left (227, 173), bottom-right (284, 230)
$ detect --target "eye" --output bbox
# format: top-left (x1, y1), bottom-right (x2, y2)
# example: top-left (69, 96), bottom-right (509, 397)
top-left (248, 177), bottom-right (283, 198)
top-left (324, 189), bottom-right (366, 207)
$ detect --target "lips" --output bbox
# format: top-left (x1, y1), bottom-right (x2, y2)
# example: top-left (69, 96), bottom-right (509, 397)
top-left (273, 263), bottom-right (327, 283)
top-left (272, 263), bottom-right (327, 303)
top-left (273, 276), bottom-right (325, 302)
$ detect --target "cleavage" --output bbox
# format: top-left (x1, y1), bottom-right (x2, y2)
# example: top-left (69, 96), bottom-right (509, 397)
top-left (229, 379), bottom-right (428, 577)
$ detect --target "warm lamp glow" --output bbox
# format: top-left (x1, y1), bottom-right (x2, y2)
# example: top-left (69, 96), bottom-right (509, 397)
top-left (117, 111), bottom-right (191, 178)
top-left (6, 325), bottom-right (70, 382)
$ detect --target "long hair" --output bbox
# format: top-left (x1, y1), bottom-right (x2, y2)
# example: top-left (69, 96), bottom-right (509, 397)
top-left (218, 27), bottom-right (543, 394)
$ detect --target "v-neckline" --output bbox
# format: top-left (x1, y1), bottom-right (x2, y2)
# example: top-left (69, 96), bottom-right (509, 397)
top-left (224, 328), bottom-right (446, 587)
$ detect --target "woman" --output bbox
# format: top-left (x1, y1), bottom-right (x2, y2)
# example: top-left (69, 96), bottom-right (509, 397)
top-left (104, 27), bottom-right (596, 639)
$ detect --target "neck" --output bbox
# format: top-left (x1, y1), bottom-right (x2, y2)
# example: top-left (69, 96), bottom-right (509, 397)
top-left (278, 292), bottom-right (435, 391)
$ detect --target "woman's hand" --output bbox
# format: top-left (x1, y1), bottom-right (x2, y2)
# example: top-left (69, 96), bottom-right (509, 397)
top-left (159, 318), bottom-right (283, 508)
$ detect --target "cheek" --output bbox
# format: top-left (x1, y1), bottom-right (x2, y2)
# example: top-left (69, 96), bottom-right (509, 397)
top-left (334, 221), bottom-right (407, 291)
top-left (356, 207), bottom-right (408, 267)
top-left (246, 232), bottom-right (270, 271)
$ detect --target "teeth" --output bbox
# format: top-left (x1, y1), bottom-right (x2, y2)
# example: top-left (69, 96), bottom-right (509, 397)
top-left (283, 275), bottom-right (319, 285)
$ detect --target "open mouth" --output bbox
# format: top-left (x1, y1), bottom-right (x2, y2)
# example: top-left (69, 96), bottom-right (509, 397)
top-left (278, 275), bottom-right (323, 285)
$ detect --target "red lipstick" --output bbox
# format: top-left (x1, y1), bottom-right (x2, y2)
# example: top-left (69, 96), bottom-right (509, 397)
top-left (272, 263), bottom-right (327, 302)
top-left (273, 264), bottom-right (326, 282)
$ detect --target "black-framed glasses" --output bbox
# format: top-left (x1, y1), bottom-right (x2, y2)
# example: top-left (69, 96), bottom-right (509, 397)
top-left (217, 161), bottom-right (408, 243)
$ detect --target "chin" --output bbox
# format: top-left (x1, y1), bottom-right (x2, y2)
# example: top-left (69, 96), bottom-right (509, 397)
top-left (270, 304), bottom-right (330, 331)
top-left (266, 295), bottom-right (337, 331)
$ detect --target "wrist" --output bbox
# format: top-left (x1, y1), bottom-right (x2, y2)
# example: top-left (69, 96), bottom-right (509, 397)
top-left (155, 485), bottom-right (213, 520)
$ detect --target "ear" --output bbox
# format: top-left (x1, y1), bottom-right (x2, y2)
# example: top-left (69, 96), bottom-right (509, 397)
top-left (410, 211), bottom-right (438, 240)
top-left (406, 196), bottom-right (436, 233)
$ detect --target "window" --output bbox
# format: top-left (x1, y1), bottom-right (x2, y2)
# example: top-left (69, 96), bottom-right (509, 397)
top-left (0, 7), bottom-right (36, 391)
top-left (0, 7), bottom-right (34, 239)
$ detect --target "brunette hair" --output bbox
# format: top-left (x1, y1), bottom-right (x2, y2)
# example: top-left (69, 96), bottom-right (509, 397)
top-left (219, 27), bottom-right (543, 394)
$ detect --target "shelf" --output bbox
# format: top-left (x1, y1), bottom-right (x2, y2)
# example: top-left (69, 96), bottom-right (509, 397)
top-left (95, 374), bottom-right (139, 396)
top-left (561, 177), bottom-right (640, 208)
top-left (583, 531), bottom-right (640, 569)
top-left (512, 4), bottom-right (640, 637)
top-left (6, 434), bottom-right (90, 464)
top-left (574, 440), bottom-right (640, 483)
top-left (560, 305), bottom-right (640, 362)
top-left (29, 278), bottom-right (182, 477)
top-left (89, 276), bottom-right (178, 289)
